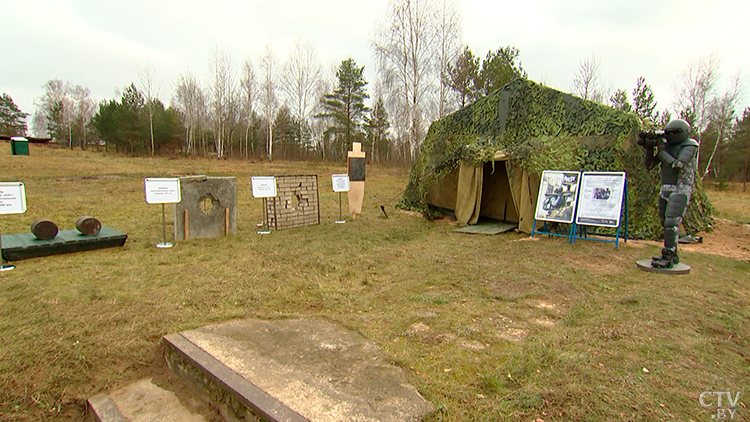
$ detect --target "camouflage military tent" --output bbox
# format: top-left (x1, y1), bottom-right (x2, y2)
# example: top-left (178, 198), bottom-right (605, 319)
top-left (399, 79), bottom-right (713, 238)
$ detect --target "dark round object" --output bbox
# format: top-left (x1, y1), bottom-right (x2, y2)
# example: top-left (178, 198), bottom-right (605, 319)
top-left (31, 218), bottom-right (59, 240)
top-left (76, 216), bottom-right (102, 236)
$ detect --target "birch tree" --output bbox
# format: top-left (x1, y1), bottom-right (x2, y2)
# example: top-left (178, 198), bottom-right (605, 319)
top-left (281, 40), bottom-right (322, 124)
top-left (674, 53), bottom-right (720, 164)
top-left (702, 72), bottom-right (744, 179)
top-left (280, 40), bottom-right (322, 156)
top-left (240, 59), bottom-right (257, 158)
top-left (174, 71), bottom-right (204, 155)
top-left (435, 0), bottom-right (461, 118)
top-left (259, 44), bottom-right (279, 161)
top-left (373, 0), bottom-right (437, 160)
top-left (138, 60), bottom-right (160, 155)
top-left (73, 85), bottom-right (95, 149)
top-left (208, 46), bottom-right (236, 158)
top-left (572, 54), bottom-right (605, 103)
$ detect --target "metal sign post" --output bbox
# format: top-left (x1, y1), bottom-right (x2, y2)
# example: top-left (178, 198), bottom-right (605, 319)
top-left (252, 176), bottom-right (277, 235)
top-left (157, 203), bottom-right (171, 248)
top-left (145, 178), bottom-right (181, 249)
top-left (332, 174), bottom-right (350, 224)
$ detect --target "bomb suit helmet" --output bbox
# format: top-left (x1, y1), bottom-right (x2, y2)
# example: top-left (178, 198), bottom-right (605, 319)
top-left (664, 119), bottom-right (691, 144)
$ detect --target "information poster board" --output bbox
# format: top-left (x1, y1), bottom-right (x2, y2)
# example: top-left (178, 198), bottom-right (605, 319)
top-left (0, 182), bottom-right (27, 214)
top-left (251, 176), bottom-right (277, 198)
top-left (144, 178), bottom-right (181, 204)
top-left (534, 171), bottom-right (581, 223)
top-left (575, 172), bottom-right (626, 228)
top-left (332, 174), bottom-right (350, 192)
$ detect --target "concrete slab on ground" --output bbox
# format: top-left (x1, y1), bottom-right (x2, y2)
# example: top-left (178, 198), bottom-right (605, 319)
top-left (175, 318), bottom-right (435, 422)
top-left (88, 378), bottom-right (205, 422)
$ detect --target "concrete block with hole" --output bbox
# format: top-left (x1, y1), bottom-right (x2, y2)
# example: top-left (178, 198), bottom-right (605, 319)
top-left (173, 175), bottom-right (237, 241)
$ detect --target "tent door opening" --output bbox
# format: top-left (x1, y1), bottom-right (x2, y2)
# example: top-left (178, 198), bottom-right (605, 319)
top-left (478, 161), bottom-right (519, 224)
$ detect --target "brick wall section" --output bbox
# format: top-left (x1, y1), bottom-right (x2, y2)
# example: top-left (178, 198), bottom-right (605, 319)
top-left (265, 175), bottom-right (320, 230)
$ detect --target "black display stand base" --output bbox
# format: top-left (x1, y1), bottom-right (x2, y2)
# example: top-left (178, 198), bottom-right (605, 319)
top-left (636, 259), bottom-right (691, 275)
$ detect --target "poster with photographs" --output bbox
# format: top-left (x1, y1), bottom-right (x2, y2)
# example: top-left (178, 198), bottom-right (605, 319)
top-left (575, 172), bottom-right (626, 228)
top-left (534, 171), bottom-right (581, 223)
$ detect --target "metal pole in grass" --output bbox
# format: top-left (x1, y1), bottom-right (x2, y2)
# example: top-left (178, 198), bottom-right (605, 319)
top-left (0, 226), bottom-right (15, 272)
top-left (332, 174), bottom-right (349, 224)
top-left (156, 203), bottom-right (173, 248)
top-left (145, 178), bottom-right (179, 249)
top-left (257, 198), bottom-right (270, 234)
top-left (335, 192), bottom-right (346, 224)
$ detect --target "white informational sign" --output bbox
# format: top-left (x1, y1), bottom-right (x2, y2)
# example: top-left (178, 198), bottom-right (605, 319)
top-left (0, 182), bottom-right (27, 214)
top-left (332, 174), bottom-right (350, 192)
top-left (534, 171), bottom-right (581, 224)
top-left (144, 178), bottom-right (181, 204)
top-left (251, 176), bottom-right (277, 198)
top-left (576, 172), bottom-right (627, 228)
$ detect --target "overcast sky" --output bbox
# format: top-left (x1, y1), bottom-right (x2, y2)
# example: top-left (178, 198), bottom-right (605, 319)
top-left (2, 0), bottom-right (748, 126)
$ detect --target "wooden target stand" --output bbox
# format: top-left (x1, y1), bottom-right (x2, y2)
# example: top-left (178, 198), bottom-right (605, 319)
top-left (347, 142), bottom-right (366, 219)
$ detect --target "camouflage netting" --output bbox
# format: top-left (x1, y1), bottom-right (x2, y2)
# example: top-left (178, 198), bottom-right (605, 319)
top-left (399, 79), bottom-right (714, 238)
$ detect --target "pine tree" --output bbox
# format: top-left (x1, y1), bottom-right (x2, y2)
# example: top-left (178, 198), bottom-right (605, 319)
top-left (609, 89), bottom-right (632, 112)
top-left (0, 93), bottom-right (28, 136)
top-left (477, 47), bottom-right (526, 97)
top-left (632, 76), bottom-right (658, 123)
top-left (316, 58), bottom-right (370, 159)
top-left (444, 46), bottom-right (480, 108)
top-left (366, 96), bottom-right (391, 163)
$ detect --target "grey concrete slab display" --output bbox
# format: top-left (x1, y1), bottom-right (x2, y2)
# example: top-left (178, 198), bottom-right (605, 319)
top-left (174, 176), bottom-right (237, 241)
top-left (171, 318), bottom-right (435, 422)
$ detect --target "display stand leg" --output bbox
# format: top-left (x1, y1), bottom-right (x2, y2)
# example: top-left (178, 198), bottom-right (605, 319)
top-left (0, 227), bottom-right (15, 271)
top-left (257, 198), bottom-right (271, 235)
top-left (156, 203), bottom-right (173, 248)
top-left (335, 192), bottom-right (346, 224)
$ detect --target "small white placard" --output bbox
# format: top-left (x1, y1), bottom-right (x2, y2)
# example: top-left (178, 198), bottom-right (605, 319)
top-left (251, 176), bottom-right (277, 198)
top-left (332, 174), bottom-right (350, 192)
top-left (144, 178), bottom-right (181, 204)
top-left (576, 172), bottom-right (627, 228)
top-left (0, 182), bottom-right (27, 214)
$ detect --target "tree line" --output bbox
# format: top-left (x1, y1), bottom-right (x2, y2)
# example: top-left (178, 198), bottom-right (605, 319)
top-left (570, 53), bottom-right (748, 188)
top-left (2, 0), bottom-right (747, 184)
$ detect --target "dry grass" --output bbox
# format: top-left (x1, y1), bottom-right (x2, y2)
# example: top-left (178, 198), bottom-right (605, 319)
top-left (1, 143), bottom-right (749, 421)
top-left (706, 181), bottom-right (750, 225)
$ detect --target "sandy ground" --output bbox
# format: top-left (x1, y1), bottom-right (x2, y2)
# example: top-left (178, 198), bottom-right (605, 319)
top-left (626, 218), bottom-right (750, 261)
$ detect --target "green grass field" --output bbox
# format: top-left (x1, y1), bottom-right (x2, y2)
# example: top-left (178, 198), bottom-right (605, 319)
top-left (1, 144), bottom-right (748, 421)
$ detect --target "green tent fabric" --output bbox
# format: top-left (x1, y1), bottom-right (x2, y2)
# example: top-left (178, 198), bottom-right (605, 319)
top-left (399, 78), bottom-right (714, 238)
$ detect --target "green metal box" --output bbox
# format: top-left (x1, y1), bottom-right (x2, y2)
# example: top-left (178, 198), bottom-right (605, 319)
top-left (10, 137), bottom-right (29, 156)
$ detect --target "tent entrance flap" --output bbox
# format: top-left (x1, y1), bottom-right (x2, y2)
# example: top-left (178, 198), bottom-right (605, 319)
top-left (426, 156), bottom-right (538, 233)
top-left (480, 161), bottom-right (519, 222)
top-left (454, 160), bottom-right (520, 226)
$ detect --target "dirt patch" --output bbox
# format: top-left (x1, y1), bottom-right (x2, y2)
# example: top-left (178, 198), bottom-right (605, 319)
top-left (627, 218), bottom-right (750, 261)
top-left (55, 175), bottom-right (124, 182)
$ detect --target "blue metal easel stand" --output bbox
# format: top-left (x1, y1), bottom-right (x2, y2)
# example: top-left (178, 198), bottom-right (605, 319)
top-left (531, 220), bottom-right (576, 243)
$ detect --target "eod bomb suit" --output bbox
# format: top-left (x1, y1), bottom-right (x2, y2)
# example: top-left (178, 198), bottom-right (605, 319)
top-left (640, 119), bottom-right (698, 268)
